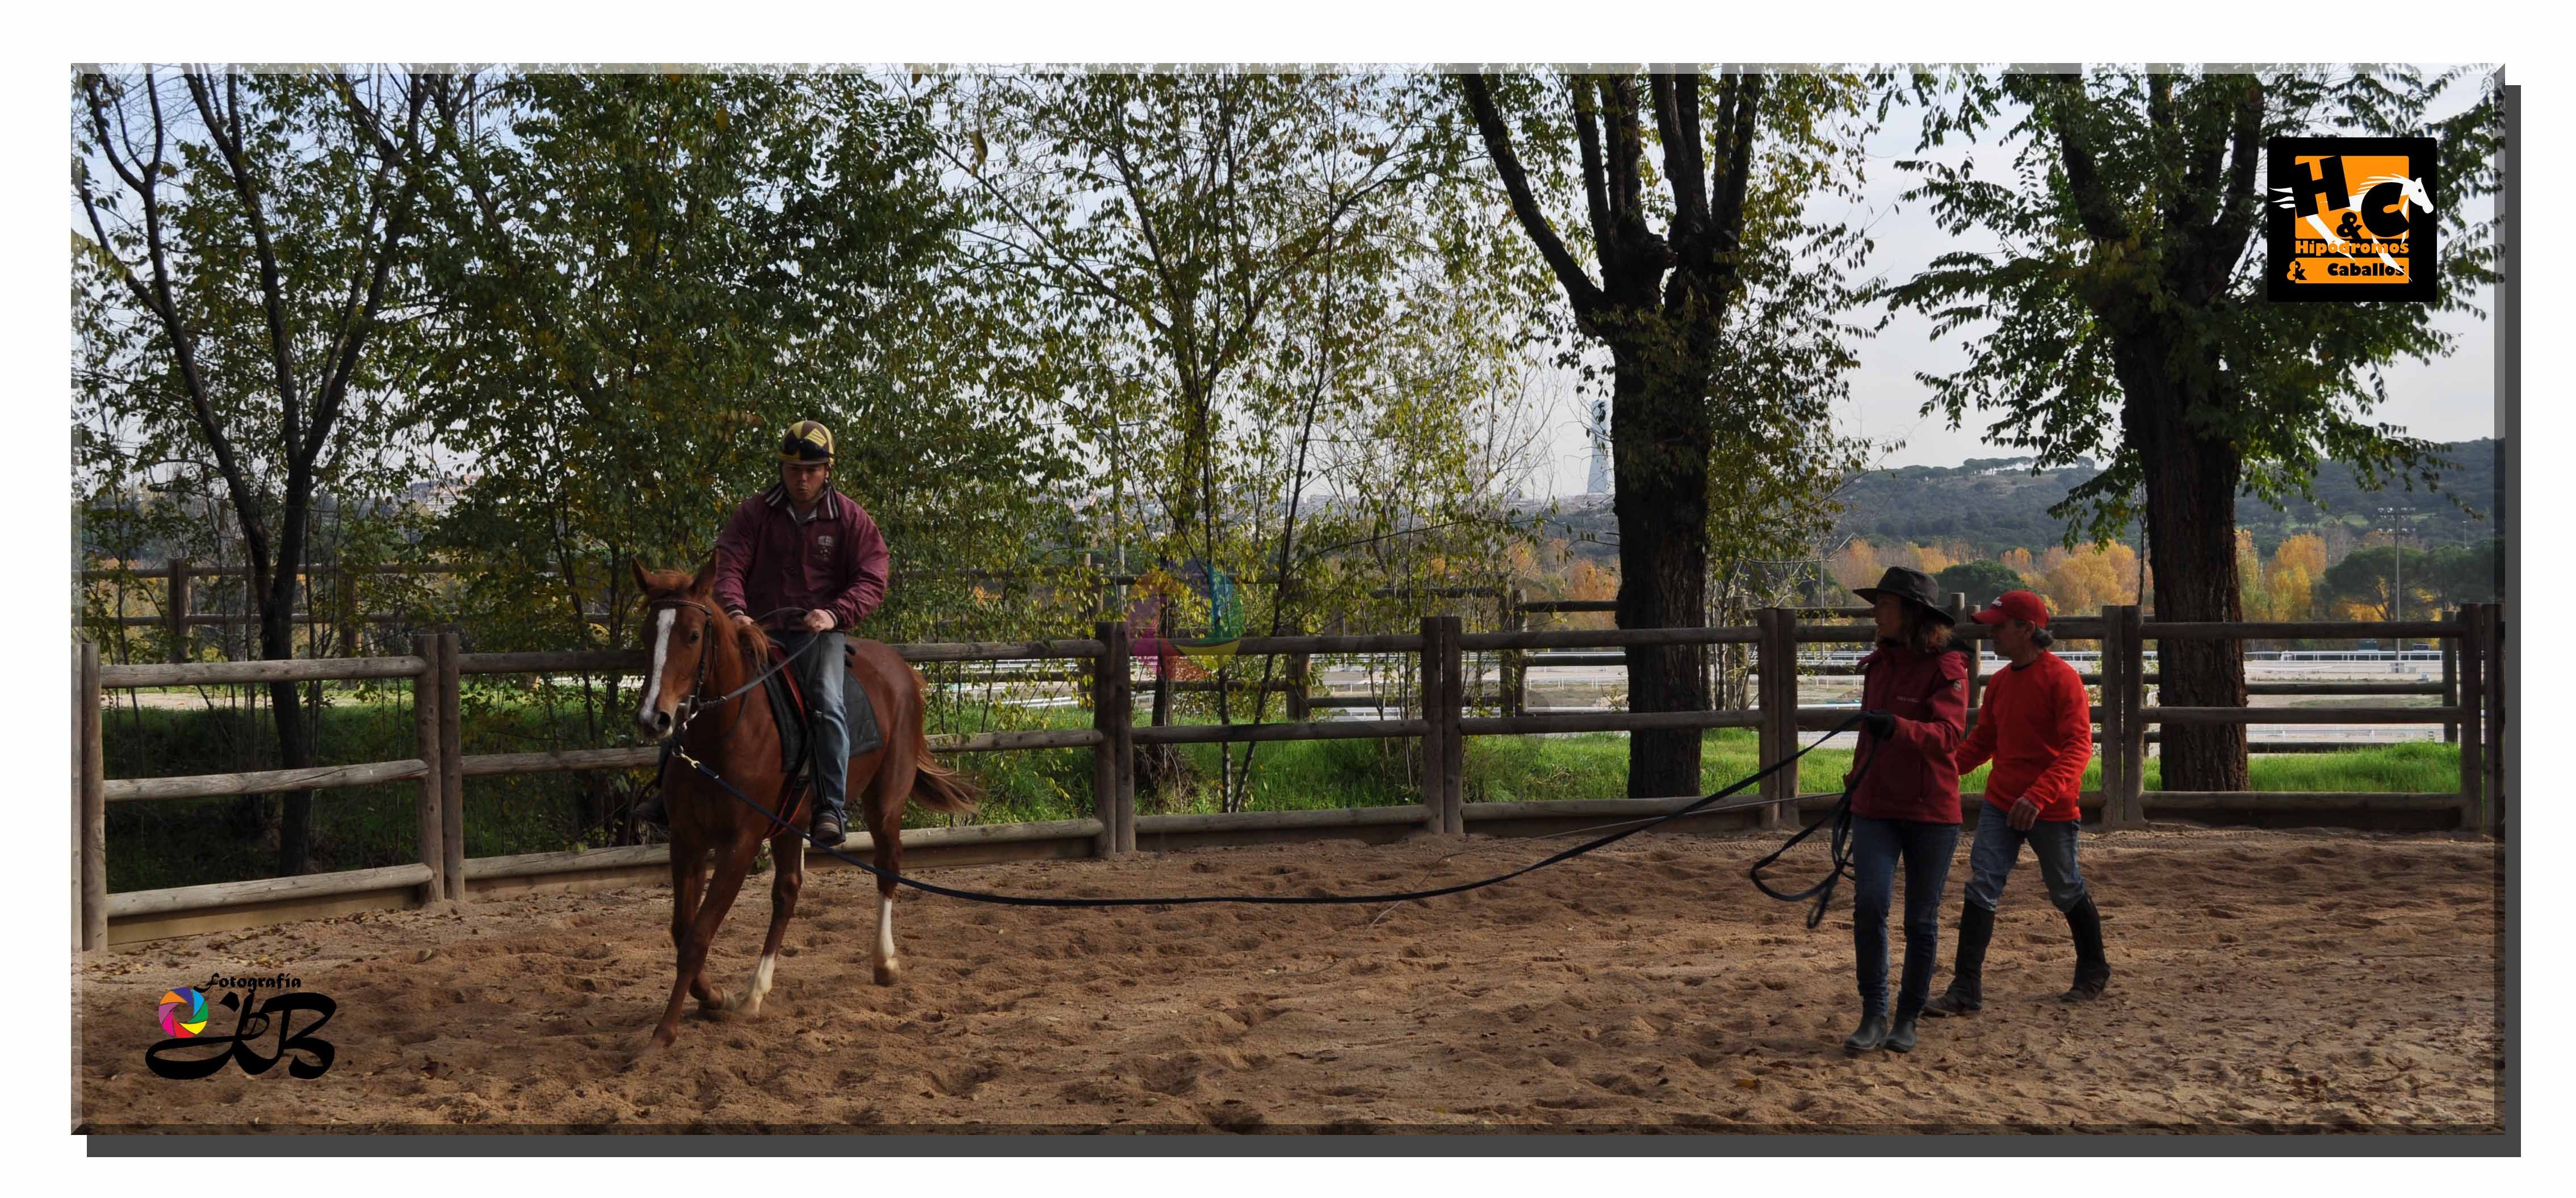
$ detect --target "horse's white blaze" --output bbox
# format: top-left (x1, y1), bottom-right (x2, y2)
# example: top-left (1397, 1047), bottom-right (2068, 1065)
top-left (876, 897), bottom-right (897, 970)
top-left (736, 953), bottom-right (776, 1015)
top-left (639, 609), bottom-right (676, 723)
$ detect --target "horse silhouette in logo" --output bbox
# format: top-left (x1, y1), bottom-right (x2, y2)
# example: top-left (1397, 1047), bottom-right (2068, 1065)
top-left (2272, 172), bottom-right (2433, 274)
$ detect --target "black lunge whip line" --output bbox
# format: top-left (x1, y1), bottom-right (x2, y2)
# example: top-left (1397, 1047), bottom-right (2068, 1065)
top-left (670, 712), bottom-right (1875, 911)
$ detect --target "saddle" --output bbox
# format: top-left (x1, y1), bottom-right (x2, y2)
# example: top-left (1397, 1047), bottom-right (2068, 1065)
top-left (761, 640), bottom-right (884, 803)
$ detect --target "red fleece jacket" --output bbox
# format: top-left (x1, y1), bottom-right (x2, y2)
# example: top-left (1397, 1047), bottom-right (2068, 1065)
top-left (1849, 642), bottom-right (1970, 824)
top-left (1953, 650), bottom-right (2092, 822)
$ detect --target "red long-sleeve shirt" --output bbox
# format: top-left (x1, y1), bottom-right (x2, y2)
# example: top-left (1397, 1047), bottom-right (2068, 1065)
top-left (1849, 642), bottom-right (1970, 824)
top-left (1953, 650), bottom-right (2092, 822)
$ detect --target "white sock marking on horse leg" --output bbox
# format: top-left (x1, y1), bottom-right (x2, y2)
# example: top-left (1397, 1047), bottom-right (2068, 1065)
top-left (736, 953), bottom-right (776, 1016)
top-left (639, 609), bottom-right (676, 722)
top-left (874, 895), bottom-right (899, 983)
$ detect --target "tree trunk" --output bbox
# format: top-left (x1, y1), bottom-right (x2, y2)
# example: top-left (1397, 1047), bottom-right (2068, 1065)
top-left (2121, 345), bottom-right (2248, 792)
top-left (261, 603), bottom-right (315, 877)
top-left (1610, 351), bottom-right (1714, 798)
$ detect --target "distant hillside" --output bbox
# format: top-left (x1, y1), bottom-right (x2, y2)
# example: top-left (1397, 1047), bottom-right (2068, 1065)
top-left (1533, 438), bottom-right (2502, 562)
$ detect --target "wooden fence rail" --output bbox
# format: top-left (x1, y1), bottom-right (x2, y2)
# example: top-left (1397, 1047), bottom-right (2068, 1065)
top-left (73, 603), bottom-right (2502, 949)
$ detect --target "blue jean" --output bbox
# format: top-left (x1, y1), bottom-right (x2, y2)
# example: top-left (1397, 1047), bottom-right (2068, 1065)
top-left (1964, 811), bottom-right (2090, 914)
top-left (1850, 816), bottom-right (1960, 1019)
top-left (780, 630), bottom-right (849, 822)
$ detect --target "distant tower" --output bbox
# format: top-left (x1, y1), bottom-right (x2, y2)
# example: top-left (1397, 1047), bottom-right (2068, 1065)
top-left (1584, 400), bottom-right (1612, 496)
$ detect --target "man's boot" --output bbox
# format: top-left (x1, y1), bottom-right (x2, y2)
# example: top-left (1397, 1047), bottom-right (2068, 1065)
top-left (1886, 998), bottom-right (1923, 1053)
top-left (2062, 895), bottom-right (2111, 1002)
top-left (812, 803), bottom-right (847, 848)
top-left (1843, 1012), bottom-right (1889, 1054)
top-left (1925, 902), bottom-right (1995, 1017)
top-left (636, 785), bottom-right (668, 831)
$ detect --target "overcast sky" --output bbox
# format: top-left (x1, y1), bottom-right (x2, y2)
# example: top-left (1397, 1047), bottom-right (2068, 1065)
top-left (1518, 90), bottom-right (2501, 498)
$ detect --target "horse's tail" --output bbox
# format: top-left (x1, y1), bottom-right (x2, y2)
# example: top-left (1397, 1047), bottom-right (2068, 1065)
top-left (905, 666), bottom-right (983, 816)
top-left (910, 753), bottom-right (983, 816)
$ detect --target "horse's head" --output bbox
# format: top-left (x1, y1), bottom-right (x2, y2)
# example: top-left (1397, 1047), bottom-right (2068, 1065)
top-left (631, 556), bottom-right (724, 743)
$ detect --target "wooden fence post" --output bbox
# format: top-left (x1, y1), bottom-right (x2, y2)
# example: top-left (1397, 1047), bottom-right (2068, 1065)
top-left (2485, 603), bottom-right (2506, 835)
top-left (1505, 588), bottom-right (1527, 718)
top-left (2120, 605), bottom-right (2147, 827)
top-left (2095, 604), bottom-right (2124, 828)
top-left (1756, 608), bottom-right (1793, 830)
top-left (1439, 614), bottom-right (1466, 835)
top-left (1420, 617), bottom-right (1447, 833)
top-left (2441, 607), bottom-right (2460, 743)
top-left (165, 558), bottom-right (191, 664)
top-left (2456, 604), bottom-right (2485, 833)
top-left (413, 635), bottom-right (447, 902)
top-left (438, 631), bottom-right (467, 900)
top-left (79, 639), bottom-right (105, 952)
top-left (1286, 652), bottom-right (1311, 723)
top-left (1092, 621), bottom-right (1133, 857)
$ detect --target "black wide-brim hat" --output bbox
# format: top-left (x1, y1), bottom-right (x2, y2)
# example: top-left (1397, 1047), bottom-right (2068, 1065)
top-left (1852, 566), bottom-right (1955, 624)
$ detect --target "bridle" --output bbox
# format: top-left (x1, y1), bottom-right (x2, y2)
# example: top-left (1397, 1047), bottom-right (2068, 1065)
top-left (643, 597), bottom-right (825, 743)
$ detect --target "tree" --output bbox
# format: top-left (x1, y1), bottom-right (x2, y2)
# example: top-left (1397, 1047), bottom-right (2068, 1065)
top-left (74, 69), bottom-right (446, 874)
top-left (1936, 559), bottom-right (2027, 607)
top-left (950, 71), bottom-right (1539, 810)
top-left (1460, 69), bottom-right (1879, 798)
top-left (1887, 66), bottom-right (2502, 790)
top-left (405, 72), bottom-right (1054, 840)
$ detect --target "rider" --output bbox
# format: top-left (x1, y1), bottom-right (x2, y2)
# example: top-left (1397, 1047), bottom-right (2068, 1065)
top-left (689, 419), bottom-right (891, 848)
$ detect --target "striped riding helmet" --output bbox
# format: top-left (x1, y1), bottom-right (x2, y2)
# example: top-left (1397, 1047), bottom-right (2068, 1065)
top-left (778, 420), bottom-right (834, 464)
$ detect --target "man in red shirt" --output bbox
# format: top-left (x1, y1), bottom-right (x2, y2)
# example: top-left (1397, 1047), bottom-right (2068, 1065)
top-left (658, 420), bottom-right (892, 847)
top-left (1929, 590), bottom-right (2111, 1015)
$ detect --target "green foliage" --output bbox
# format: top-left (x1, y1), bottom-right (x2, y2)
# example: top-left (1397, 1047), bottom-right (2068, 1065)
top-left (1886, 66), bottom-right (2505, 543)
top-left (1936, 559), bottom-right (2030, 606)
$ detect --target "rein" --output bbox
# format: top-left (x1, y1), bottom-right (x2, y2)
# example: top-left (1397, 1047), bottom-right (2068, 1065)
top-left (647, 599), bottom-right (829, 742)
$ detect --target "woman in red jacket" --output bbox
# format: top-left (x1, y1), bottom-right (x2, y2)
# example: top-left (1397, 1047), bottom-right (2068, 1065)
top-left (1928, 590), bottom-right (2111, 1015)
top-left (1840, 567), bottom-right (1971, 1054)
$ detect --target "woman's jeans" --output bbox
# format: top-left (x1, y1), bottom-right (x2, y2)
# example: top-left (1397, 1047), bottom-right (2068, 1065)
top-left (1850, 816), bottom-right (1961, 1019)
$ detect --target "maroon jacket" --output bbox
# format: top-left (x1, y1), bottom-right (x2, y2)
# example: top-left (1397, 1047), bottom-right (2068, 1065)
top-left (711, 482), bottom-right (890, 631)
top-left (1848, 641), bottom-right (1970, 824)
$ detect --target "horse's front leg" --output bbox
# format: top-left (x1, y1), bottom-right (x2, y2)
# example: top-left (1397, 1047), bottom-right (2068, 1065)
top-left (734, 830), bottom-right (805, 1016)
top-left (649, 831), bottom-right (762, 1048)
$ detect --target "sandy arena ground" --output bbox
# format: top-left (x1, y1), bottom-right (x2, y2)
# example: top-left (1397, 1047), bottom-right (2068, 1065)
top-left (76, 826), bottom-right (2502, 1133)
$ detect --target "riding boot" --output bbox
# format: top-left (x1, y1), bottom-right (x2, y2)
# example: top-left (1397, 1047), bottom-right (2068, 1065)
top-left (635, 785), bottom-right (668, 831)
top-left (1925, 902), bottom-right (1994, 1017)
top-left (1843, 1012), bottom-right (1889, 1054)
top-left (2061, 896), bottom-right (2111, 1002)
top-left (1886, 998), bottom-right (1923, 1053)
top-left (812, 806), bottom-right (846, 848)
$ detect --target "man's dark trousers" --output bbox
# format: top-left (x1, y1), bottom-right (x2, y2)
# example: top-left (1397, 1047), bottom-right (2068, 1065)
top-left (781, 630), bottom-right (849, 827)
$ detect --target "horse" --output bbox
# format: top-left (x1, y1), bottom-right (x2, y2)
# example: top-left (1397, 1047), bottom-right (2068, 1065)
top-left (627, 558), bottom-right (981, 1052)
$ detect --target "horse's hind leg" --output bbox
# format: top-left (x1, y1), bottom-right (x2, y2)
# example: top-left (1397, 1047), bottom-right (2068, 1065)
top-left (861, 753), bottom-right (911, 986)
top-left (734, 829), bottom-right (805, 1017)
top-left (648, 831), bottom-right (761, 1049)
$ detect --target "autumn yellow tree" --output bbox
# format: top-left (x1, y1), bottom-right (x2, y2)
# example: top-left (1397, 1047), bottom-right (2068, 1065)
top-left (1828, 540), bottom-right (1885, 597)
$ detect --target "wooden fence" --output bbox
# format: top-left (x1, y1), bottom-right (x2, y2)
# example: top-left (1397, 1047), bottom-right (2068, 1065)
top-left (73, 604), bottom-right (2505, 949)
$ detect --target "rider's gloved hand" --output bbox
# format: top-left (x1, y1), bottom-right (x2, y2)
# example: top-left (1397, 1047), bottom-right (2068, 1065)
top-left (1861, 710), bottom-right (1896, 740)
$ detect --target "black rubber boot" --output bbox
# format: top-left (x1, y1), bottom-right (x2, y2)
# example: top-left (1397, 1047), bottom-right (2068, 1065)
top-left (1925, 902), bottom-right (1994, 1017)
top-left (1843, 1013), bottom-right (1889, 1054)
top-left (1886, 1001), bottom-right (1922, 1053)
top-left (812, 808), bottom-right (847, 848)
top-left (635, 786), bottom-right (668, 831)
top-left (2061, 896), bottom-right (2111, 1002)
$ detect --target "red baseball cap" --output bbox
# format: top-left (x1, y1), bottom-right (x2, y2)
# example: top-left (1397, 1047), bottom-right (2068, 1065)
top-left (1971, 590), bottom-right (2050, 627)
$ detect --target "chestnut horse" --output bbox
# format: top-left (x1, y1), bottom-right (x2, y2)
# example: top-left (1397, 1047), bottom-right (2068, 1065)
top-left (628, 559), bottom-right (981, 1051)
